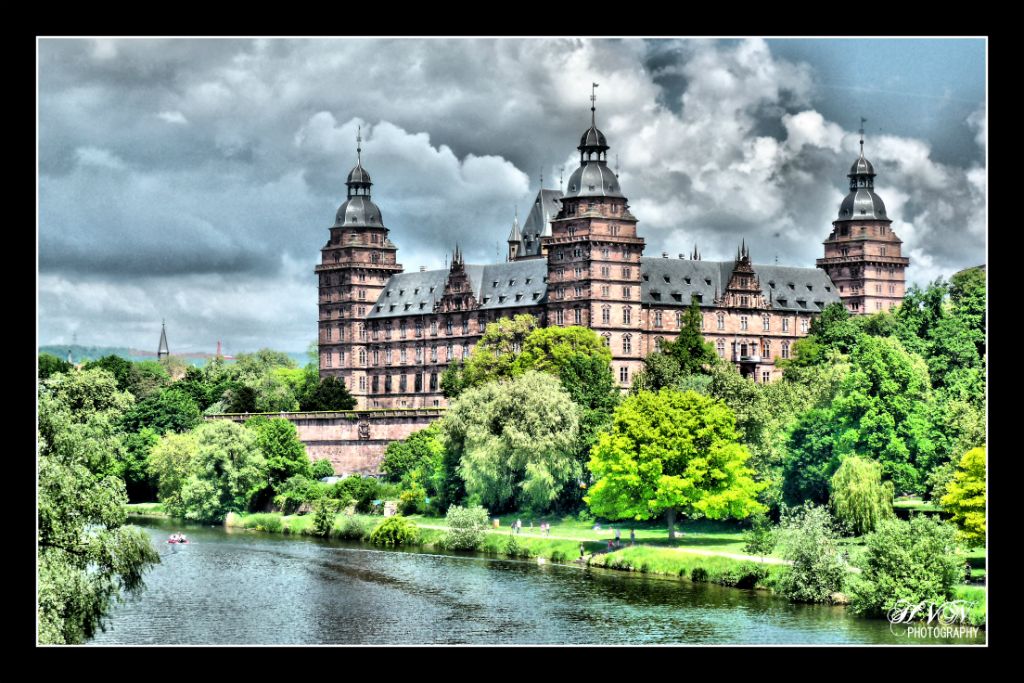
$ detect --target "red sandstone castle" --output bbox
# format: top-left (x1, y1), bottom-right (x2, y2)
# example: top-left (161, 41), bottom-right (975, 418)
top-left (316, 96), bottom-right (908, 409)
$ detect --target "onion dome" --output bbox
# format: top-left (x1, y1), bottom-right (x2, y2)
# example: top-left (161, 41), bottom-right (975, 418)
top-left (563, 84), bottom-right (624, 199)
top-left (836, 131), bottom-right (888, 222)
top-left (334, 125), bottom-right (385, 227)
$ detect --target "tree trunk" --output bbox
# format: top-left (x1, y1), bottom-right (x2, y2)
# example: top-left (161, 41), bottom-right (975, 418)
top-left (666, 507), bottom-right (676, 539)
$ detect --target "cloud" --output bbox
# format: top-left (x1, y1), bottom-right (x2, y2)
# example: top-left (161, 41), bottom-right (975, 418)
top-left (38, 38), bottom-right (986, 351)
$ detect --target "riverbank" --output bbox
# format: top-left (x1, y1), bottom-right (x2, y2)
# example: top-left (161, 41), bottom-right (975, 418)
top-left (127, 504), bottom-right (985, 627)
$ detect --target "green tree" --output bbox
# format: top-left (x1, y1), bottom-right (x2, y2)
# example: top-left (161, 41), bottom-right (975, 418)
top-left (121, 387), bottom-right (202, 435)
top-left (458, 314), bottom-right (538, 390)
top-left (742, 511), bottom-right (776, 558)
top-left (940, 446), bottom-right (986, 547)
top-left (312, 497), bottom-right (339, 537)
top-left (443, 371), bottom-right (581, 513)
top-left (782, 408), bottom-right (842, 506)
top-left (147, 431), bottom-right (198, 515)
top-left (223, 384), bottom-right (258, 414)
top-left (120, 427), bottom-right (161, 502)
top-left (369, 516), bottom-right (420, 547)
top-left (829, 456), bottom-right (894, 536)
top-left (850, 515), bottom-right (964, 617)
top-left (38, 352), bottom-right (72, 380)
top-left (131, 360), bottom-right (172, 399)
top-left (381, 423), bottom-right (444, 484)
top-left (442, 505), bottom-right (490, 551)
top-left (82, 355), bottom-right (136, 394)
top-left (311, 458), bottom-right (335, 480)
top-left (37, 375), bottom-right (159, 644)
top-left (248, 417), bottom-right (311, 487)
top-left (299, 376), bottom-right (357, 411)
top-left (633, 299), bottom-right (717, 391)
top-left (586, 389), bottom-right (766, 538)
top-left (775, 504), bottom-right (847, 604)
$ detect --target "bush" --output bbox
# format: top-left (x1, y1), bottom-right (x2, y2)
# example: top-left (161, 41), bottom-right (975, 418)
top-left (742, 511), bottom-right (776, 557)
top-left (829, 456), bottom-right (894, 536)
top-left (850, 515), bottom-right (964, 618)
top-left (442, 505), bottom-right (490, 551)
top-left (549, 550), bottom-right (567, 563)
top-left (398, 485), bottom-right (427, 516)
top-left (333, 476), bottom-right (382, 514)
top-left (690, 567), bottom-right (709, 582)
top-left (312, 498), bottom-right (339, 537)
top-left (311, 459), bottom-right (335, 480)
top-left (273, 475), bottom-right (322, 514)
top-left (504, 534), bottom-right (532, 558)
top-left (336, 516), bottom-right (369, 541)
top-left (369, 516), bottom-right (420, 547)
top-left (775, 504), bottom-right (846, 603)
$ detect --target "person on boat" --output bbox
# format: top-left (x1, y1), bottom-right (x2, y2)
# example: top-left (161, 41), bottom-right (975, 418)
top-left (180, 534), bottom-right (187, 543)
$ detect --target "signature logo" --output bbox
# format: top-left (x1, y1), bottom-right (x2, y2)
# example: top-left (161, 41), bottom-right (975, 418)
top-left (887, 599), bottom-right (981, 639)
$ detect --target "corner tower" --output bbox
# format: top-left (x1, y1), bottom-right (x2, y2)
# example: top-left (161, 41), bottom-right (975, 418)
top-left (817, 124), bottom-right (909, 314)
top-left (543, 84), bottom-right (645, 388)
top-left (316, 126), bottom-right (403, 405)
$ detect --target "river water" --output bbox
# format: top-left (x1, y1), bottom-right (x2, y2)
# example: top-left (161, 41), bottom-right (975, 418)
top-left (87, 518), bottom-right (985, 645)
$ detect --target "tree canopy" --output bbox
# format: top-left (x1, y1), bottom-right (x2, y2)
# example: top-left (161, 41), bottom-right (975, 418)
top-left (829, 455), bottom-right (894, 536)
top-left (940, 446), bottom-right (986, 547)
top-left (586, 389), bottom-right (765, 537)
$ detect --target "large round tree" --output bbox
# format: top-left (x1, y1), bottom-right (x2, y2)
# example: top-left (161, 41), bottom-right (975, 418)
top-left (586, 389), bottom-right (765, 538)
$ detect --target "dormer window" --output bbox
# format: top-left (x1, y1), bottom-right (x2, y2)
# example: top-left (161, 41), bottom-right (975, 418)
top-left (768, 281), bottom-right (775, 288)
top-left (492, 280), bottom-right (499, 288)
top-left (788, 283), bottom-right (795, 290)
top-left (663, 275), bottom-right (671, 283)
top-left (525, 277), bottom-right (532, 285)
top-left (806, 284), bottom-right (813, 291)
top-left (509, 279), bottom-right (516, 286)
top-left (704, 278), bottom-right (711, 286)
top-left (684, 277), bottom-right (691, 285)
top-left (482, 296), bottom-right (491, 304)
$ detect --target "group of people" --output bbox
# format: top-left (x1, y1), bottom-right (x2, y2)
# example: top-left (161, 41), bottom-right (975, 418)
top-left (169, 532), bottom-right (188, 543)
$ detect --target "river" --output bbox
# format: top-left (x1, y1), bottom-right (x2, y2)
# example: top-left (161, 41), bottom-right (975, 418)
top-left (87, 518), bottom-right (985, 645)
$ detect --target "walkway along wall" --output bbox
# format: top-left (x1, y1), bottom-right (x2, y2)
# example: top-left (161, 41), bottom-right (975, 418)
top-left (205, 408), bottom-right (444, 476)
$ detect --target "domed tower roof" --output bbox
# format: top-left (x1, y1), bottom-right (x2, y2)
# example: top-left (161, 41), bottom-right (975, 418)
top-left (334, 125), bottom-right (385, 228)
top-left (836, 124), bottom-right (889, 222)
top-left (563, 83), bottom-right (624, 200)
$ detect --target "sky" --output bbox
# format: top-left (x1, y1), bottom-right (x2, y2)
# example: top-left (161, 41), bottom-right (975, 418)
top-left (37, 37), bottom-right (986, 354)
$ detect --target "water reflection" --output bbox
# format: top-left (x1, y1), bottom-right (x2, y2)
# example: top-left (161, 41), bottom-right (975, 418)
top-left (87, 518), bottom-right (985, 645)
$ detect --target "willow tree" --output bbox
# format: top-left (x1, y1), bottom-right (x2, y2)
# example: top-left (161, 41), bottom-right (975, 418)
top-left (586, 389), bottom-right (765, 538)
top-left (829, 455), bottom-right (894, 536)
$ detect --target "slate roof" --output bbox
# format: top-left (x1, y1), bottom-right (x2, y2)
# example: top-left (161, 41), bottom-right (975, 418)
top-left (520, 189), bottom-right (563, 257)
top-left (367, 260), bottom-right (549, 319)
top-left (640, 258), bottom-right (840, 313)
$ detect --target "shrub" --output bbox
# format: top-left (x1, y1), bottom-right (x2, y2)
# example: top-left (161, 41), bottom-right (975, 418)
top-left (504, 534), bottom-right (532, 558)
top-left (742, 511), bottom-right (776, 557)
top-left (336, 516), bottom-right (369, 541)
top-left (312, 498), bottom-right (339, 537)
top-left (549, 550), bottom-right (567, 563)
top-left (369, 516), bottom-right (420, 547)
top-left (775, 504), bottom-right (846, 603)
top-left (442, 505), bottom-right (490, 551)
top-left (398, 485), bottom-right (427, 516)
top-left (850, 515), bottom-right (964, 618)
top-left (690, 567), bottom-right (709, 582)
top-left (246, 513), bottom-right (283, 533)
top-left (311, 459), bottom-right (335, 480)
top-left (273, 475), bottom-right (321, 514)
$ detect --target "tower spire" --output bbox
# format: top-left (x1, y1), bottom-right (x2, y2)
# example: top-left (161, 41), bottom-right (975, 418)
top-left (158, 319), bottom-right (169, 361)
top-left (591, 82), bottom-right (599, 127)
top-left (357, 124), bottom-right (363, 165)
top-left (859, 117), bottom-right (866, 157)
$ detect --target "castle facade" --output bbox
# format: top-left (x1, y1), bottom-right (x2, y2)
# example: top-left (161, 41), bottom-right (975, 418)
top-left (315, 98), bottom-right (907, 409)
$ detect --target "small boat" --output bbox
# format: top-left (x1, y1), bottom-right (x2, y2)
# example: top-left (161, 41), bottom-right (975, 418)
top-left (167, 536), bottom-right (190, 544)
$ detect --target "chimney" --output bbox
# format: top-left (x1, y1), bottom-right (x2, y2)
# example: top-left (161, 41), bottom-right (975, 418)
top-left (678, 253), bottom-right (685, 259)
top-left (662, 252), bottom-right (668, 258)
top-left (419, 266), bottom-right (426, 272)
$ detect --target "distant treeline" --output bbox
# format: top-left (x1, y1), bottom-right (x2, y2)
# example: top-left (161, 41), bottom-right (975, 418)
top-left (39, 345), bottom-right (307, 367)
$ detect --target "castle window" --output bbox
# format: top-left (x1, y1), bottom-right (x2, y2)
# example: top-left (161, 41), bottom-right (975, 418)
top-left (601, 266), bottom-right (610, 277)
top-left (654, 310), bottom-right (663, 328)
top-left (431, 346), bottom-right (438, 363)
top-left (557, 287), bottom-right (564, 300)
top-left (446, 319), bottom-right (453, 335)
top-left (400, 348), bottom-right (407, 364)
top-left (371, 326), bottom-right (379, 340)
top-left (623, 286), bottom-right (631, 299)
top-left (781, 341), bottom-right (790, 359)
top-left (462, 319), bottom-right (469, 334)
top-left (573, 248), bottom-right (582, 258)
top-left (414, 373), bottom-right (423, 392)
top-left (359, 289), bottom-right (366, 300)
top-left (741, 296), bottom-right (749, 307)
top-left (801, 318), bottom-right (809, 333)
top-left (602, 248), bottom-right (610, 259)
top-left (359, 376), bottom-right (366, 391)
top-left (400, 374), bottom-right (407, 393)
top-left (601, 285), bottom-right (610, 297)
top-left (326, 326), bottom-right (332, 341)
top-left (610, 225), bottom-right (619, 236)
top-left (762, 339), bottom-right (770, 356)
top-left (416, 347), bottom-right (423, 364)
top-left (762, 371), bottom-right (771, 384)
top-left (446, 343), bottom-right (453, 361)
top-left (574, 267), bottom-right (583, 278)
top-left (876, 302), bottom-right (882, 310)
top-left (717, 312), bottom-right (725, 330)
top-left (619, 366), bottom-right (629, 384)
top-left (602, 333), bottom-right (611, 347)
top-left (623, 334), bottom-right (632, 354)
top-left (782, 318), bottom-right (790, 332)
top-left (623, 267), bottom-right (631, 278)
top-left (372, 349), bottom-right (379, 366)
top-left (431, 321), bottom-right (438, 336)
top-left (575, 286), bottom-right (583, 297)
top-left (385, 349), bottom-right (392, 366)
top-left (763, 314), bottom-right (770, 331)
top-left (359, 349), bottom-right (366, 366)
top-left (740, 315), bottom-right (748, 331)
top-left (717, 340), bottom-right (725, 358)
top-left (602, 306), bottom-right (611, 324)
top-left (556, 309), bottom-right (564, 325)
top-left (622, 307), bottom-right (632, 324)
top-left (372, 376), bottom-right (379, 394)
top-left (655, 336), bottom-right (665, 350)
top-left (574, 308), bottom-right (582, 325)
top-left (325, 351), bottom-right (332, 368)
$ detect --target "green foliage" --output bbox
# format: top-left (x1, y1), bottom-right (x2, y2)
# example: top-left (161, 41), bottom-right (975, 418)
top-left (925, 459), bottom-right (957, 504)
top-left (829, 456), bottom-right (894, 536)
top-left (369, 516), bottom-right (420, 547)
top-left (248, 418), bottom-right (311, 488)
top-left (775, 504), bottom-right (846, 604)
top-left (442, 505), bottom-right (490, 551)
top-left (311, 459), bottom-right (335, 480)
top-left (312, 498), bottom-right (340, 537)
top-left (37, 378), bottom-right (160, 644)
top-left (458, 314), bottom-right (538, 391)
top-left (398, 478), bottom-right (427, 515)
top-left (223, 384), bottom-right (258, 413)
top-left (81, 355), bottom-right (137, 394)
top-left (850, 515), bottom-right (964, 617)
top-left (333, 475), bottom-right (382, 514)
top-left (149, 420), bottom-right (267, 522)
top-left (121, 387), bottom-right (201, 435)
top-left (39, 352), bottom-right (72, 380)
top-left (336, 516), bottom-right (370, 540)
top-left (381, 423), bottom-right (444, 483)
top-left (119, 427), bottom-right (160, 502)
top-left (443, 371), bottom-right (581, 513)
top-left (504, 534), bottom-right (532, 558)
top-left (245, 513), bottom-right (284, 533)
top-left (300, 375), bottom-right (357, 411)
top-left (272, 475), bottom-right (323, 514)
top-left (742, 511), bottom-right (776, 557)
top-left (690, 567), bottom-right (709, 582)
top-left (586, 389), bottom-right (766, 536)
top-left (633, 301), bottom-right (717, 391)
top-left (940, 446), bottom-right (986, 547)
top-left (131, 361), bottom-right (172, 400)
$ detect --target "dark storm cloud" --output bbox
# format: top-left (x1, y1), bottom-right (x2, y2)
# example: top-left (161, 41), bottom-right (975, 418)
top-left (38, 38), bottom-right (986, 351)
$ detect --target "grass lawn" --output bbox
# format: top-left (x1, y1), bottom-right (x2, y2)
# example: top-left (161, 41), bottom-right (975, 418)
top-left (125, 502), bottom-right (166, 515)
top-left (893, 496), bottom-right (942, 513)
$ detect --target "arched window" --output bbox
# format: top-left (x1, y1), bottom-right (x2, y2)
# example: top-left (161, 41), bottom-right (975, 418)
top-left (602, 306), bottom-right (611, 324)
top-left (372, 349), bottom-right (379, 366)
top-left (359, 349), bottom-right (366, 365)
top-left (781, 341), bottom-right (790, 359)
top-left (763, 314), bottom-right (770, 331)
top-left (623, 334), bottom-right (632, 354)
top-left (762, 339), bottom-right (770, 357)
top-left (602, 333), bottom-right (611, 347)
top-left (623, 307), bottom-right (632, 324)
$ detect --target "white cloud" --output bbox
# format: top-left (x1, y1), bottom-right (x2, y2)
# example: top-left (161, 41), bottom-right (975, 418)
top-left (74, 146), bottom-right (126, 170)
top-left (157, 110), bottom-right (188, 125)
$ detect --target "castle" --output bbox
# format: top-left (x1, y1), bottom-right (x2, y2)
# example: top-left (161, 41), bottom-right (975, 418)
top-left (315, 93), bottom-right (908, 409)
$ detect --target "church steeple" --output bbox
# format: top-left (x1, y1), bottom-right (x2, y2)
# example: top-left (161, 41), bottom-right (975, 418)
top-left (158, 320), bottom-right (169, 361)
top-left (507, 207), bottom-right (523, 261)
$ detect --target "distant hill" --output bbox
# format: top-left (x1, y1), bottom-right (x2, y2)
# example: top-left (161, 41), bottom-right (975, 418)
top-left (39, 345), bottom-right (309, 368)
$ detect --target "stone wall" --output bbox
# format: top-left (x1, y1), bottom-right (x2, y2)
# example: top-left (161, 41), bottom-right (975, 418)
top-left (205, 408), bottom-right (443, 476)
